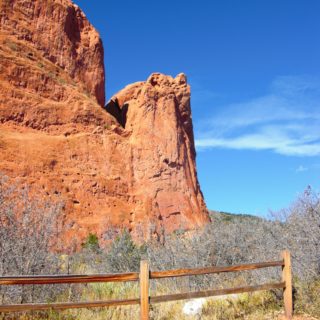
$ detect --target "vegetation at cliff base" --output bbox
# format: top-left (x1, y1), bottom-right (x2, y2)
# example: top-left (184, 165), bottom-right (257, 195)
top-left (0, 176), bottom-right (319, 319)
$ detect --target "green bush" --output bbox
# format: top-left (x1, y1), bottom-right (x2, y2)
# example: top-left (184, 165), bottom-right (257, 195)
top-left (81, 233), bottom-right (100, 253)
top-left (106, 230), bottom-right (147, 272)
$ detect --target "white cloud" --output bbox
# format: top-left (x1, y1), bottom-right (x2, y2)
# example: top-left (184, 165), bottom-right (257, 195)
top-left (195, 76), bottom-right (320, 157)
top-left (296, 165), bottom-right (308, 173)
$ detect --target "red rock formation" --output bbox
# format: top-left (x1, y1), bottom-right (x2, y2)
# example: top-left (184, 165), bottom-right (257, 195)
top-left (0, 0), bottom-right (105, 130)
top-left (0, 0), bottom-right (209, 248)
top-left (107, 73), bottom-right (209, 239)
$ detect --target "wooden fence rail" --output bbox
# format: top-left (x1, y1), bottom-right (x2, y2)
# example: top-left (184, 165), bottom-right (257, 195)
top-left (0, 250), bottom-right (293, 320)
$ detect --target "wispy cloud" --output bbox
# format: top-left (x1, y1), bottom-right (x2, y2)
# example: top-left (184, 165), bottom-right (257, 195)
top-left (195, 76), bottom-right (320, 157)
top-left (296, 165), bottom-right (308, 173)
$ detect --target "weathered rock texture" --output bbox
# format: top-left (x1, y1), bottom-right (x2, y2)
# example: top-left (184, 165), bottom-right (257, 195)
top-left (105, 73), bottom-right (209, 240)
top-left (0, 0), bottom-right (105, 130)
top-left (0, 0), bottom-right (209, 247)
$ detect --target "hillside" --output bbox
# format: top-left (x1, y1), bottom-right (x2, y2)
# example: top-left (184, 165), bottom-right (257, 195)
top-left (210, 210), bottom-right (264, 222)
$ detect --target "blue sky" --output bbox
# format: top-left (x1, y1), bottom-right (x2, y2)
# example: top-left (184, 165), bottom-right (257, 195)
top-left (74, 0), bottom-right (320, 216)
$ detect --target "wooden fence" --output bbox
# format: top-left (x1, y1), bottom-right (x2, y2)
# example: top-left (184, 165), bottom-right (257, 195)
top-left (0, 250), bottom-right (293, 319)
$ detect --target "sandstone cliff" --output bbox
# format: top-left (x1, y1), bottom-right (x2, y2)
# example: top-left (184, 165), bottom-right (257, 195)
top-left (0, 0), bottom-right (105, 130)
top-left (106, 73), bottom-right (209, 239)
top-left (0, 0), bottom-right (209, 247)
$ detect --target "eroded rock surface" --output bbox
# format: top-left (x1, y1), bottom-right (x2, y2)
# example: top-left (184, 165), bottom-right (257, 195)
top-left (0, 0), bottom-right (209, 248)
top-left (0, 0), bottom-right (105, 131)
top-left (106, 73), bottom-right (209, 239)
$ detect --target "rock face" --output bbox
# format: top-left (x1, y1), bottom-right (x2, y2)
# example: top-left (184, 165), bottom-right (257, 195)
top-left (106, 73), bottom-right (209, 238)
top-left (0, 0), bottom-right (209, 248)
top-left (0, 0), bottom-right (105, 130)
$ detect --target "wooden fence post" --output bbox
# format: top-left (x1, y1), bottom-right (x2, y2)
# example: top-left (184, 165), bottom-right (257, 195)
top-left (140, 260), bottom-right (150, 320)
top-left (281, 250), bottom-right (293, 320)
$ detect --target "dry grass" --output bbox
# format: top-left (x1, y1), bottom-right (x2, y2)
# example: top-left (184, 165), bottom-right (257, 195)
top-left (1, 278), bottom-right (319, 320)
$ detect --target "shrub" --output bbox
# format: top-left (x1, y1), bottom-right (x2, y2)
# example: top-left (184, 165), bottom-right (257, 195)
top-left (0, 175), bottom-right (64, 304)
top-left (293, 277), bottom-right (320, 318)
top-left (105, 230), bottom-right (147, 272)
top-left (81, 233), bottom-right (100, 253)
